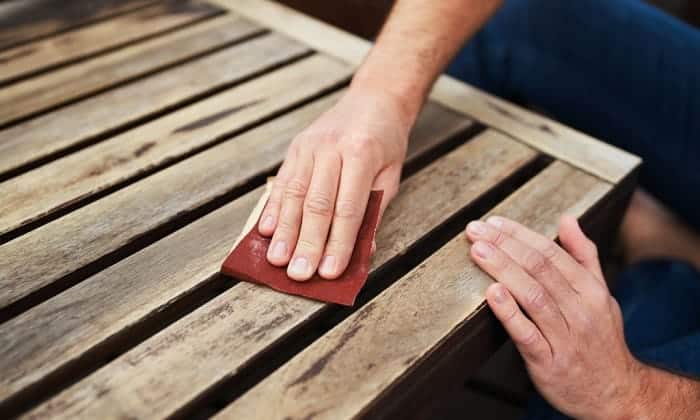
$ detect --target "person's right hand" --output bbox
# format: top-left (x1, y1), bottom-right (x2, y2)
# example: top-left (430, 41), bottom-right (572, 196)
top-left (257, 86), bottom-right (415, 281)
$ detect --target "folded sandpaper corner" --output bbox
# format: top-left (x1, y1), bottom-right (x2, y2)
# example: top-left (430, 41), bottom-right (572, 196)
top-left (220, 181), bottom-right (383, 306)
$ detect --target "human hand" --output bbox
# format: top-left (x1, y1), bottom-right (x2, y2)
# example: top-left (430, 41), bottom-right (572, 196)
top-left (466, 215), bottom-right (649, 420)
top-left (258, 87), bottom-right (413, 281)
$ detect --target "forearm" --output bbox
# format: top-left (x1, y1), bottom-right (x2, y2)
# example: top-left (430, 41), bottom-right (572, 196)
top-left (622, 365), bottom-right (700, 420)
top-left (351, 0), bottom-right (502, 124)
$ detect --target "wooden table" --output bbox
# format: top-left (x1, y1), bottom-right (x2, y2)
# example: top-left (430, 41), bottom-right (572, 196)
top-left (0, 1), bottom-right (641, 418)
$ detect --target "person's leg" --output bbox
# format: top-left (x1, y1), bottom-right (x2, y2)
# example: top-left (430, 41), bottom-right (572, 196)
top-left (447, 0), bottom-right (700, 231)
top-left (521, 259), bottom-right (700, 419)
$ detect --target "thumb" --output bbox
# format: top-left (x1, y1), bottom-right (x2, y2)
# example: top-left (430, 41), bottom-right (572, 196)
top-left (558, 215), bottom-right (605, 283)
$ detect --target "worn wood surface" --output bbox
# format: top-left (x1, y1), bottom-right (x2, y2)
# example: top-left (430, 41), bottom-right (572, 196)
top-left (217, 0), bottom-right (641, 183)
top-left (0, 0), bottom-right (155, 50)
top-left (0, 15), bottom-right (262, 126)
top-left (21, 130), bottom-right (537, 419)
top-left (216, 161), bottom-right (611, 420)
top-left (0, 1), bottom-right (222, 85)
top-left (0, 32), bottom-right (308, 178)
top-left (0, 54), bottom-right (352, 237)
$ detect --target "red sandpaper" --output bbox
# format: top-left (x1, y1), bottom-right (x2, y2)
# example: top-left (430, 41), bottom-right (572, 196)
top-left (221, 190), bottom-right (383, 306)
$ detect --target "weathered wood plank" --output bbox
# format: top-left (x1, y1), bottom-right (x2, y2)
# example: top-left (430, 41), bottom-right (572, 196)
top-left (0, 1), bottom-right (222, 85)
top-left (0, 54), bottom-right (352, 237)
top-left (0, 32), bottom-right (309, 178)
top-left (0, 15), bottom-right (262, 126)
top-left (0, 0), bottom-right (155, 50)
top-left (215, 161), bottom-right (612, 420)
top-left (214, 0), bottom-right (642, 183)
top-left (20, 131), bottom-right (538, 419)
top-left (0, 99), bottom-right (478, 412)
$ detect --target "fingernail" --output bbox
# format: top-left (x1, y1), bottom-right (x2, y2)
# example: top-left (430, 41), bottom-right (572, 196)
top-left (319, 255), bottom-right (336, 275)
top-left (269, 241), bottom-right (287, 260)
top-left (473, 242), bottom-right (494, 259)
top-left (261, 215), bottom-right (275, 231)
top-left (467, 221), bottom-right (486, 236)
top-left (492, 285), bottom-right (507, 304)
top-left (289, 256), bottom-right (309, 277)
top-left (486, 216), bottom-right (504, 228)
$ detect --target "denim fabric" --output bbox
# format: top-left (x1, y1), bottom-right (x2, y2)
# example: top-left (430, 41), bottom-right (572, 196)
top-left (447, 0), bottom-right (700, 231)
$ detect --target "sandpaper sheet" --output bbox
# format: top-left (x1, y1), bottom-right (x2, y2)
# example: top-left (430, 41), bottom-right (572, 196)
top-left (221, 182), bottom-right (382, 306)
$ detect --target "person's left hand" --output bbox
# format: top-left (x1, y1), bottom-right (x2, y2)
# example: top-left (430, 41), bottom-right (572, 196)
top-left (465, 215), bottom-right (649, 420)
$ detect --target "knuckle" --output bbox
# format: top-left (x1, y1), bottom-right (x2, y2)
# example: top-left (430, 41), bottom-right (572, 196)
top-left (296, 237), bottom-right (321, 252)
top-left (325, 237), bottom-right (353, 255)
top-left (343, 137), bottom-right (378, 161)
top-left (334, 199), bottom-right (363, 220)
top-left (491, 229), bottom-right (507, 247)
top-left (519, 327), bottom-right (540, 347)
top-left (284, 179), bottom-right (308, 200)
top-left (275, 218), bottom-right (297, 234)
top-left (526, 284), bottom-right (548, 309)
top-left (304, 194), bottom-right (333, 217)
top-left (524, 250), bottom-right (550, 276)
top-left (503, 306), bottom-right (519, 323)
top-left (540, 241), bottom-right (560, 260)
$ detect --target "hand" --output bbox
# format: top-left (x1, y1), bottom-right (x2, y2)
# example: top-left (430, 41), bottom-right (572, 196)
top-left (258, 87), bottom-right (413, 281)
top-left (465, 215), bottom-right (649, 420)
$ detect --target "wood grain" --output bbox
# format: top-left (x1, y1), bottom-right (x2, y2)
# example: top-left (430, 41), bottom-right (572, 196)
top-left (0, 15), bottom-right (263, 126)
top-left (215, 161), bottom-right (612, 420)
top-left (0, 92), bottom-right (472, 317)
top-left (0, 1), bottom-right (222, 85)
top-left (0, 0), bottom-right (155, 50)
top-left (0, 32), bottom-right (309, 178)
top-left (19, 130), bottom-right (537, 419)
top-left (0, 54), bottom-right (352, 237)
top-left (214, 0), bottom-right (642, 183)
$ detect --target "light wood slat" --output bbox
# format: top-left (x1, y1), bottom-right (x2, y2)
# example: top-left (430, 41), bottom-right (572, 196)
top-left (213, 0), bottom-right (642, 183)
top-left (0, 1), bottom-right (222, 85)
top-left (22, 132), bottom-right (536, 420)
top-left (215, 161), bottom-right (612, 420)
top-left (0, 0), bottom-right (155, 50)
top-left (0, 32), bottom-right (309, 178)
top-left (0, 98), bottom-right (477, 410)
top-left (0, 15), bottom-right (262, 126)
top-left (0, 54), bottom-right (352, 237)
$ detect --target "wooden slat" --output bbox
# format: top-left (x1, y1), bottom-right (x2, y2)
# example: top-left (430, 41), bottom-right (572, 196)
top-left (0, 98), bottom-right (476, 411)
top-left (0, 54), bottom-right (352, 237)
top-left (18, 130), bottom-right (536, 419)
top-left (0, 32), bottom-right (309, 178)
top-left (0, 15), bottom-right (263, 125)
top-left (215, 161), bottom-right (612, 420)
top-left (213, 0), bottom-right (642, 183)
top-left (0, 1), bottom-right (222, 85)
top-left (0, 0), bottom-right (155, 50)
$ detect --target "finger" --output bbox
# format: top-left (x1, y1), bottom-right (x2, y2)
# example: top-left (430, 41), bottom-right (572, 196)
top-left (466, 220), bottom-right (578, 303)
top-left (371, 164), bottom-right (401, 224)
top-left (266, 153), bottom-right (313, 267)
top-left (318, 158), bottom-right (373, 279)
top-left (486, 283), bottom-right (552, 364)
top-left (471, 241), bottom-right (565, 339)
top-left (558, 215), bottom-right (605, 284)
top-left (259, 149), bottom-right (296, 236)
top-left (287, 150), bottom-right (341, 281)
top-left (486, 216), bottom-right (589, 291)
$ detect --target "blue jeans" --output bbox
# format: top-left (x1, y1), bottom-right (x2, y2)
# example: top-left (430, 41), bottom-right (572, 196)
top-left (446, 0), bottom-right (700, 418)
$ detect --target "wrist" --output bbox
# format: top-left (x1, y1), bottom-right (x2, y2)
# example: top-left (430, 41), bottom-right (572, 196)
top-left (350, 63), bottom-right (425, 128)
top-left (604, 361), bottom-right (657, 420)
